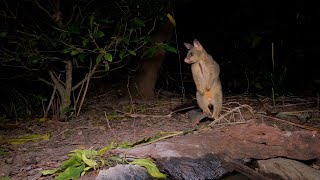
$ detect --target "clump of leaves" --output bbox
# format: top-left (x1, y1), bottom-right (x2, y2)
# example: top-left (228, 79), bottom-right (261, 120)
top-left (42, 148), bottom-right (106, 180)
top-left (41, 134), bottom-right (168, 179)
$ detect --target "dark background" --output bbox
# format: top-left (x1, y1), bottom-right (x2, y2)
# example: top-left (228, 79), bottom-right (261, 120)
top-left (171, 0), bottom-right (319, 95)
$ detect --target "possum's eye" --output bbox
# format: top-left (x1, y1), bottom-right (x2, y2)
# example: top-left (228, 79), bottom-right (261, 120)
top-left (189, 52), bottom-right (193, 57)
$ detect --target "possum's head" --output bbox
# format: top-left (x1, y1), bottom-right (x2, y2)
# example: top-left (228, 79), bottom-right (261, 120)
top-left (183, 39), bottom-right (206, 64)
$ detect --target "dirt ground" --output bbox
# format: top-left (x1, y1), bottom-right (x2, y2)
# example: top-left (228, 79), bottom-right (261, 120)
top-left (0, 90), bottom-right (319, 180)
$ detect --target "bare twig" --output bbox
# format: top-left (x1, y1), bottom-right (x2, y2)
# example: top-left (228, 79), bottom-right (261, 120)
top-left (65, 1), bottom-right (81, 26)
top-left (76, 61), bottom-right (92, 116)
top-left (44, 80), bottom-right (58, 118)
top-left (257, 113), bottom-right (320, 132)
top-left (74, 73), bottom-right (87, 111)
top-left (274, 102), bottom-right (315, 108)
top-left (34, 0), bottom-right (53, 19)
top-left (48, 70), bottom-right (64, 96)
top-left (2, 0), bottom-right (16, 19)
top-left (209, 104), bottom-right (254, 127)
top-left (104, 111), bottom-right (117, 139)
top-left (280, 109), bottom-right (319, 114)
top-left (72, 58), bottom-right (99, 91)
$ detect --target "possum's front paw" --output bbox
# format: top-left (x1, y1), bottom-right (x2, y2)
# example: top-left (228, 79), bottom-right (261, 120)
top-left (205, 85), bottom-right (211, 91)
top-left (197, 89), bottom-right (205, 95)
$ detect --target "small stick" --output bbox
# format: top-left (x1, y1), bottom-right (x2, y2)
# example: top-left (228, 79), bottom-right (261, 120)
top-left (258, 114), bottom-right (320, 132)
top-left (209, 104), bottom-right (254, 127)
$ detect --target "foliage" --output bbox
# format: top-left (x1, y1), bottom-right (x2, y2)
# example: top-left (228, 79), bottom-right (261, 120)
top-left (41, 149), bottom-right (100, 180)
top-left (0, 0), bottom-right (177, 118)
top-left (41, 134), bottom-right (169, 179)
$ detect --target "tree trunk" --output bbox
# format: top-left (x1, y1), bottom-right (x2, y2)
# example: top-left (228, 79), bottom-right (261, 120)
top-left (60, 60), bottom-right (72, 117)
top-left (48, 60), bottom-right (72, 120)
top-left (131, 19), bottom-right (175, 100)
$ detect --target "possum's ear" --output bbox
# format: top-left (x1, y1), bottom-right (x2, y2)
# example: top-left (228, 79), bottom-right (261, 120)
top-left (183, 42), bottom-right (193, 49)
top-left (193, 39), bottom-right (203, 51)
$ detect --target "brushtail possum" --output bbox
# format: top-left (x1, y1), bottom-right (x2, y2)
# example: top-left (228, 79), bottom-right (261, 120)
top-left (184, 39), bottom-right (223, 120)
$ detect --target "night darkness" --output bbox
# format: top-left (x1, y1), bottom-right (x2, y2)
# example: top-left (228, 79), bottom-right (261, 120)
top-left (173, 0), bottom-right (319, 95)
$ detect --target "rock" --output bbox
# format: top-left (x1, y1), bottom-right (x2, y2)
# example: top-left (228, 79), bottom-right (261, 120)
top-left (95, 164), bottom-right (155, 180)
top-left (256, 158), bottom-right (320, 180)
top-left (157, 154), bottom-right (233, 179)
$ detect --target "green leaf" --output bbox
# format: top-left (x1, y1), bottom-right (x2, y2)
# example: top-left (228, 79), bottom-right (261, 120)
top-left (60, 156), bottom-right (82, 170)
top-left (93, 47), bottom-right (103, 52)
top-left (62, 48), bottom-right (72, 54)
top-left (104, 53), bottom-right (113, 62)
top-left (70, 49), bottom-right (80, 56)
top-left (128, 50), bottom-right (136, 56)
top-left (166, 13), bottom-right (176, 27)
top-left (129, 159), bottom-right (167, 179)
top-left (133, 17), bottom-right (145, 27)
top-left (163, 44), bottom-right (177, 53)
top-left (94, 31), bottom-right (105, 38)
top-left (81, 166), bottom-right (93, 176)
top-left (119, 50), bottom-right (125, 60)
top-left (81, 152), bottom-right (97, 168)
top-left (82, 38), bottom-right (90, 47)
top-left (54, 163), bottom-right (85, 180)
top-left (122, 37), bottom-right (129, 45)
top-left (96, 54), bottom-right (104, 63)
top-left (117, 141), bottom-right (134, 148)
top-left (78, 54), bottom-right (86, 62)
top-left (97, 142), bottom-right (116, 156)
top-left (41, 168), bottom-right (60, 175)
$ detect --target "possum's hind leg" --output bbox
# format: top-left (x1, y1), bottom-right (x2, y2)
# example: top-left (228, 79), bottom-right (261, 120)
top-left (196, 92), bottom-right (212, 116)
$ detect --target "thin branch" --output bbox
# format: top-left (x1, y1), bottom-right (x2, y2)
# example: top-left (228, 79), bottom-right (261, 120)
top-left (48, 70), bottom-right (64, 96)
top-left (2, 0), bottom-right (16, 19)
top-left (34, 0), bottom-right (53, 18)
top-left (209, 104), bottom-right (254, 127)
top-left (104, 111), bottom-right (117, 139)
top-left (257, 113), bottom-right (320, 132)
top-left (38, 77), bottom-right (53, 86)
top-left (74, 73), bottom-right (87, 110)
top-left (65, 1), bottom-right (81, 26)
top-left (72, 58), bottom-right (99, 91)
top-left (16, 30), bottom-right (40, 39)
top-left (44, 76), bottom-right (59, 118)
top-left (76, 61), bottom-right (92, 116)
